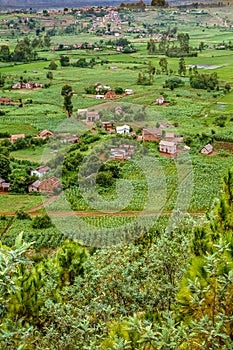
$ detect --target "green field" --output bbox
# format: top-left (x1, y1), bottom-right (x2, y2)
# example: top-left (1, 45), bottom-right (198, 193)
top-left (0, 5), bottom-right (232, 219)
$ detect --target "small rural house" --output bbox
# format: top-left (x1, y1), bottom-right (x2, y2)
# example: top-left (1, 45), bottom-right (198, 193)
top-left (31, 165), bottom-right (51, 178)
top-left (155, 96), bottom-right (165, 105)
top-left (95, 94), bottom-right (105, 100)
top-left (39, 130), bottom-right (54, 139)
top-left (0, 178), bottom-right (10, 192)
top-left (201, 144), bottom-right (213, 155)
top-left (125, 89), bottom-right (134, 95)
top-left (77, 108), bottom-right (88, 116)
top-left (159, 140), bottom-right (177, 154)
top-left (165, 132), bottom-right (175, 140)
top-left (102, 121), bottom-right (115, 131)
top-left (116, 125), bottom-right (130, 134)
top-left (28, 176), bottom-right (61, 193)
top-left (105, 90), bottom-right (116, 100)
top-left (86, 111), bottom-right (100, 122)
top-left (61, 136), bottom-right (79, 144)
top-left (10, 134), bottom-right (25, 144)
top-left (142, 128), bottom-right (162, 142)
top-left (28, 180), bottom-right (41, 192)
top-left (110, 144), bottom-right (134, 161)
top-left (0, 97), bottom-right (12, 105)
top-left (160, 122), bottom-right (171, 129)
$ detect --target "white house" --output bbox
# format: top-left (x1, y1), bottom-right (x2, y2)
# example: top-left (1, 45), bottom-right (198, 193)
top-left (77, 108), bottom-right (88, 116)
top-left (95, 94), bottom-right (105, 99)
top-left (159, 140), bottom-right (177, 154)
top-left (125, 89), bottom-right (134, 95)
top-left (116, 125), bottom-right (130, 134)
top-left (156, 96), bottom-right (165, 105)
top-left (31, 165), bottom-right (51, 178)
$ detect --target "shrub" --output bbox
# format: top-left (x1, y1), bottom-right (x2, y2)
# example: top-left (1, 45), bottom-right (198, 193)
top-left (32, 214), bottom-right (53, 229)
top-left (16, 210), bottom-right (31, 220)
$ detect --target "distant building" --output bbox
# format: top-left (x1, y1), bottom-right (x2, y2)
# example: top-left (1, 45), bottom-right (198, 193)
top-left (77, 108), bottom-right (88, 116)
top-left (201, 144), bottom-right (213, 155)
top-left (155, 96), bottom-right (165, 105)
top-left (86, 111), bottom-right (100, 122)
top-left (110, 144), bottom-right (134, 161)
top-left (10, 134), bottom-right (25, 144)
top-left (31, 165), bottom-right (51, 178)
top-left (102, 121), bottom-right (115, 131)
top-left (125, 89), bottom-right (134, 95)
top-left (142, 128), bottom-right (162, 142)
top-left (160, 121), bottom-right (171, 129)
top-left (28, 176), bottom-right (61, 193)
top-left (39, 130), bottom-right (54, 138)
top-left (116, 125), bottom-right (130, 134)
top-left (159, 140), bottom-right (177, 154)
top-left (95, 94), bottom-right (105, 99)
top-left (0, 97), bottom-right (12, 104)
top-left (0, 178), bottom-right (10, 192)
top-left (105, 90), bottom-right (116, 100)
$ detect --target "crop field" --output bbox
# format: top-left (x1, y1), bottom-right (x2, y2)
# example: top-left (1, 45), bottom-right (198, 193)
top-left (0, 4), bottom-right (232, 234)
top-left (0, 194), bottom-right (47, 213)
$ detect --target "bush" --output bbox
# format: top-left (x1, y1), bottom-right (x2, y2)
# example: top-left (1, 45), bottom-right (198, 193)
top-left (32, 214), bottom-right (53, 229)
top-left (16, 210), bottom-right (31, 220)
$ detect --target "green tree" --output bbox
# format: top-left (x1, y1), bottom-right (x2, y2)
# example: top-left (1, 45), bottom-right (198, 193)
top-left (44, 34), bottom-right (51, 47)
top-left (61, 84), bottom-right (73, 117)
top-left (60, 55), bottom-right (70, 67)
top-left (178, 57), bottom-right (186, 76)
top-left (159, 57), bottom-right (168, 74)
top-left (12, 38), bottom-right (37, 62)
top-left (46, 71), bottom-right (53, 83)
top-left (48, 60), bottom-right (58, 70)
top-left (0, 154), bottom-right (10, 180)
top-left (0, 45), bottom-right (11, 62)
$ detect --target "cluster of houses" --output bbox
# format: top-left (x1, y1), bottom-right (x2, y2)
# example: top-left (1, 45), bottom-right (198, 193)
top-left (12, 81), bottom-right (43, 89)
top-left (10, 129), bottom-right (54, 144)
top-left (10, 129), bottom-right (79, 145)
top-left (94, 87), bottom-right (134, 100)
top-left (110, 144), bottom-right (135, 161)
top-left (140, 127), bottom-right (185, 155)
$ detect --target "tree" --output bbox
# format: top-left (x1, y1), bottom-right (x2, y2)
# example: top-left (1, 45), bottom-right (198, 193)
top-left (61, 84), bottom-right (73, 117)
top-left (46, 71), bottom-right (53, 83)
top-left (12, 38), bottom-right (37, 62)
top-left (151, 0), bottom-right (168, 6)
top-left (147, 39), bottom-right (156, 54)
top-left (60, 55), bottom-right (70, 67)
top-left (44, 34), bottom-right (51, 47)
top-left (178, 57), bottom-right (186, 76)
top-left (48, 60), bottom-right (58, 70)
top-left (164, 77), bottom-right (184, 90)
top-left (159, 57), bottom-right (168, 74)
top-left (177, 33), bottom-right (190, 53)
top-left (0, 154), bottom-right (10, 180)
top-left (0, 45), bottom-right (11, 62)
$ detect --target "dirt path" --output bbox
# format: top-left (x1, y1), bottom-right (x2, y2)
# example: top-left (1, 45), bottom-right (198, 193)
top-left (26, 195), bottom-right (59, 213)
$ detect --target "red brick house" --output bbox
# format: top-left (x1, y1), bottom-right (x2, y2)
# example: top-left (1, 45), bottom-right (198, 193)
top-left (28, 176), bottom-right (61, 193)
top-left (142, 128), bottom-right (162, 142)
